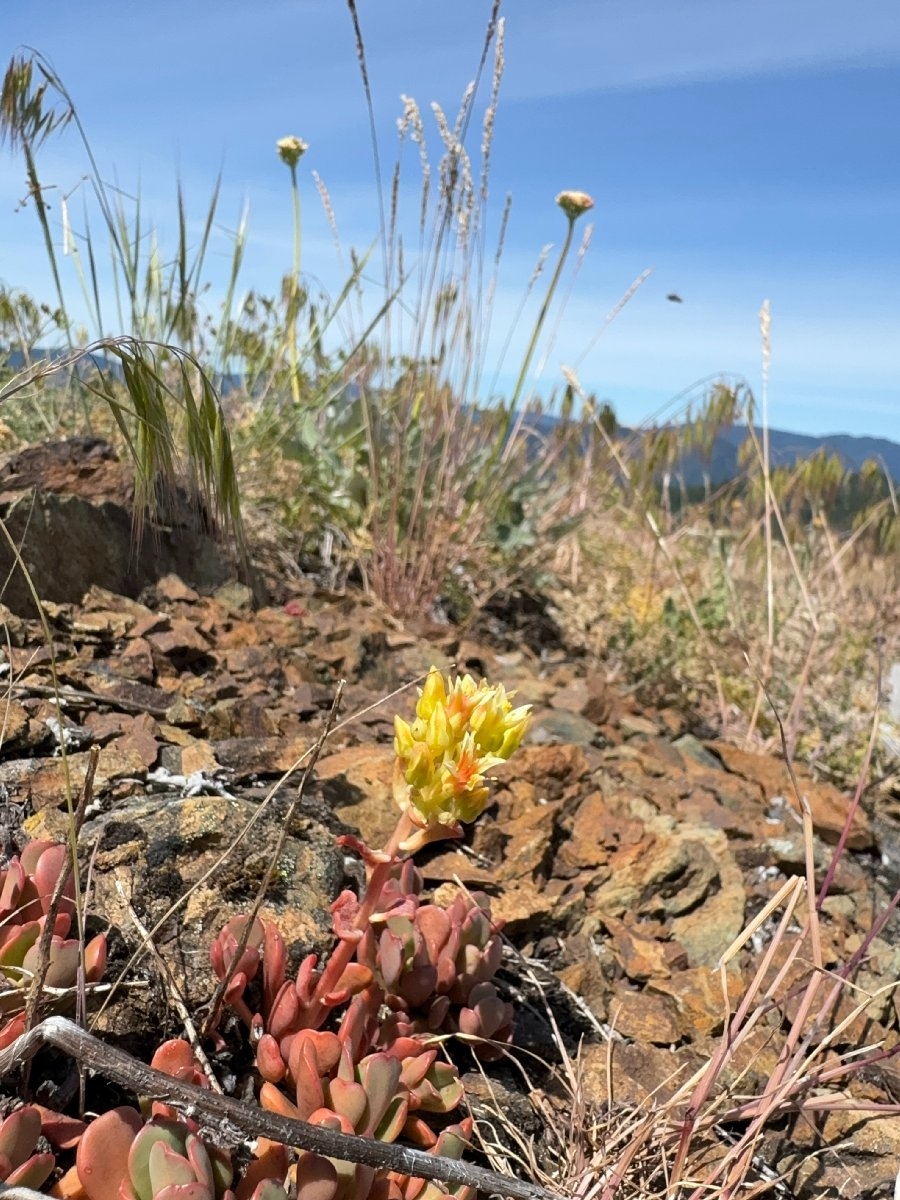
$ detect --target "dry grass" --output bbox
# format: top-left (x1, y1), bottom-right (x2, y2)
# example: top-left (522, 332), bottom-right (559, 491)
top-left (546, 454), bottom-right (899, 790)
top-left (472, 741), bottom-right (900, 1199)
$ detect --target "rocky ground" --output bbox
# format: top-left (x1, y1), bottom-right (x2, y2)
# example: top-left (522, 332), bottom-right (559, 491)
top-left (2, 440), bottom-right (900, 1199)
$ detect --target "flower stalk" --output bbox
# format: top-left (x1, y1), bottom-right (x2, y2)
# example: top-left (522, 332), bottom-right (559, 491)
top-left (276, 136), bottom-right (308, 407)
top-left (506, 190), bottom-right (594, 416)
top-left (297, 667), bottom-right (529, 1029)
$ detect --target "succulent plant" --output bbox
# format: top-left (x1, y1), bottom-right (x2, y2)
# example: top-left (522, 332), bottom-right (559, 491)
top-left (210, 914), bottom-right (372, 1056)
top-left (0, 1105), bottom-right (56, 1190)
top-left (146, 1038), bottom-right (214, 1125)
top-left (378, 1120), bottom-right (475, 1200)
top-left (0, 839), bottom-right (107, 1047)
top-left (73, 1109), bottom-right (287, 1200)
top-left (356, 872), bottom-right (512, 1060)
top-left (256, 1027), bottom-right (468, 1200)
top-left (209, 672), bottom-right (530, 1199)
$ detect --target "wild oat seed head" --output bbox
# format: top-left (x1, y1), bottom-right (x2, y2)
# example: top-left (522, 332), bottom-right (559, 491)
top-left (277, 136), bottom-right (308, 169)
top-left (556, 190), bottom-right (595, 220)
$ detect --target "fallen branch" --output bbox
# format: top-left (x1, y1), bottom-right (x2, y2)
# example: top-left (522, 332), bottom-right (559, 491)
top-left (0, 1017), bottom-right (559, 1200)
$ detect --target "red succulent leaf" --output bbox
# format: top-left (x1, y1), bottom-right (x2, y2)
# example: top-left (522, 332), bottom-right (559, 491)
top-left (293, 953), bottom-right (320, 1008)
top-left (335, 834), bottom-right (392, 867)
top-left (459, 982), bottom-right (511, 1036)
top-left (397, 1050), bottom-right (436, 1092)
top-left (481, 935), bottom-right (502, 979)
top-left (0, 1106), bottom-right (41, 1172)
top-left (329, 891), bottom-right (362, 943)
top-left (0, 859), bottom-right (24, 918)
top-left (434, 1118), bottom-right (474, 1158)
top-left (233, 1139), bottom-right (289, 1200)
top-left (400, 1115), bottom-right (436, 1150)
top-left (267, 981), bottom-right (302, 1043)
top-left (291, 1043), bottom-right (326, 1122)
top-left (377, 929), bottom-right (406, 991)
top-left (244, 1182), bottom-right (287, 1200)
top-left (255, 1034), bottom-right (287, 1084)
top-left (151, 1040), bottom-right (207, 1088)
top-left (457, 942), bottom-right (484, 986)
top-left (370, 894), bottom-right (419, 923)
top-left (127, 1120), bottom-right (195, 1200)
top-left (210, 917), bottom-right (264, 985)
top-left (290, 1029), bottom-right (342, 1078)
top-left (32, 1105), bottom-right (86, 1150)
top-left (415, 907), bottom-right (451, 962)
top-left (149, 1141), bottom-right (196, 1191)
top-left (7, 1151), bottom-right (56, 1190)
top-left (153, 1184), bottom-right (210, 1200)
top-left (332, 962), bottom-right (373, 1001)
top-left (220, 973), bottom-right (254, 1031)
top-left (29, 842), bottom-right (75, 914)
top-left (372, 1094), bottom-right (408, 1145)
top-left (425, 996), bottom-right (450, 1031)
top-left (369, 1179), bottom-right (404, 1200)
top-left (85, 932), bottom-right (108, 984)
top-left (307, 1110), bottom-right (354, 1136)
top-left (0, 921), bottom-right (40, 969)
top-left (336, 989), bottom-right (382, 1063)
top-left (186, 1136), bottom-right (223, 1194)
top-left (287, 1031), bottom-right (341, 1120)
top-left (292, 1153), bottom-right (338, 1200)
top-left (408, 1060), bottom-right (464, 1114)
top-left (76, 1106), bottom-right (143, 1200)
top-left (261, 923), bottom-right (287, 1016)
top-left (0, 1014), bottom-right (25, 1051)
top-left (326, 1077), bottom-right (367, 1132)
top-left (259, 1084), bottom-right (300, 1121)
top-left (435, 953), bottom-right (456, 996)
top-left (381, 1036), bottom-right (428, 1063)
top-left (399, 963), bottom-right (439, 1010)
top-left (23, 936), bottom-right (78, 988)
top-left (356, 1054), bottom-right (403, 1136)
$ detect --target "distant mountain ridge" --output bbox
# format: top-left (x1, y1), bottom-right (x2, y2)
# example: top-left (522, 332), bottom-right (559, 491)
top-left (4, 349), bottom-right (898, 483)
top-left (525, 411), bottom-right (900, 485)
top-left (673, 424), bottom-right (900, 487)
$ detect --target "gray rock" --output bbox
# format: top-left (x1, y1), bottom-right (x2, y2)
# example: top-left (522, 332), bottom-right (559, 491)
top-left (0, 491), bottom-right (232, 615)
top-left (530, 709), bottom-right (606, 747)
top-left (673, 734), bottom-right (723, 771)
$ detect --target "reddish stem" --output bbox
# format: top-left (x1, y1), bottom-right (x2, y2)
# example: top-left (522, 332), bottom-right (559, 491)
top-left (304, 813), bottom-right (417, 1027)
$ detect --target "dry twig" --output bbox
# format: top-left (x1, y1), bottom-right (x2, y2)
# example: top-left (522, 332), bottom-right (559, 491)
top-left (0, 1017), bottom-right (557, 1200)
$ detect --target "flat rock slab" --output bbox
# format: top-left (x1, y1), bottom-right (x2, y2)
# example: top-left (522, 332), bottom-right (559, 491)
top-left (74, 791), bottom-right (345, 1022)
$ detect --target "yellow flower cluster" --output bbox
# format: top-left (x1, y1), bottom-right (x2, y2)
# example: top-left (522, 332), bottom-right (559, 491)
top-left (393, 668), bottom-right (531, 835)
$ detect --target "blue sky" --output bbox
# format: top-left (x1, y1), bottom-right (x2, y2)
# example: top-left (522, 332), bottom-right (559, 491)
top-left (2, 0), bottom-right (899, 439)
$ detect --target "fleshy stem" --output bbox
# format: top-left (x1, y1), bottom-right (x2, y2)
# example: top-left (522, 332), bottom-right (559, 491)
top-left (303, 810), bottom-right (419, 1028)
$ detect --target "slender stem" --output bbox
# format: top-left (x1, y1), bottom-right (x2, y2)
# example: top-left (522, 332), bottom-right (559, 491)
top-left (474, 214), bottom-right (577, 502)
top-left (21, 145), bottom-right (70, 346)
top-left (288, 162), bottom-right (302, 406)
top-left (508, 214), bottom-right (575, 416)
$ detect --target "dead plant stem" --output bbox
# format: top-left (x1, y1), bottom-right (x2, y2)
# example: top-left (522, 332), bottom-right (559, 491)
top-left (0, 1017), bottom-right (557, 1200)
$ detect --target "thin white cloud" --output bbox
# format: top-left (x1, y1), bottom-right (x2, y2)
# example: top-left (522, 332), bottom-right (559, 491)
top-left (497, 0), bottom-right (900, 100)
